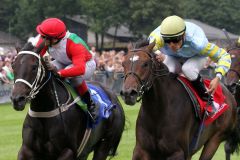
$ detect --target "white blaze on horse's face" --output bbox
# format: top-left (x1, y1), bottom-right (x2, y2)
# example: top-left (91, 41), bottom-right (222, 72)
top-left (130, 55), bottom-right (139, 62)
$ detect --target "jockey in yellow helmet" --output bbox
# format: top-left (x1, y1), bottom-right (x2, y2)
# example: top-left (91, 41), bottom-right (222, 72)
top-left (148, 15), bottom-right (231, 116)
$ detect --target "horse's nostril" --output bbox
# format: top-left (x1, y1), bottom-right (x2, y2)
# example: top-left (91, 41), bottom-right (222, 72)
top-left (120, 89), bottom-right (138, 97)
top-left (18, 96), bottom-right (26, 102)
top-left (12, 95), bottom-right (26, 103)
top-left (120, 91), bottom-right (124, 96)
top-left (130, 90), bottom-right (138, 96)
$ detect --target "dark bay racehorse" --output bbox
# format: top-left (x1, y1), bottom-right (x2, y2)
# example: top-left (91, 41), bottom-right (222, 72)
top-left (120, 41), bottom-right (240, 160)
top-left (11, 42), bottom-right (125, 160)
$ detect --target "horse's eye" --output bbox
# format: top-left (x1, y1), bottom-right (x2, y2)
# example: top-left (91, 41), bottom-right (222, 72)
top-left (142, 62), bottom-right (149, 68)
top-left (32, 65), bottom-right (38, 71)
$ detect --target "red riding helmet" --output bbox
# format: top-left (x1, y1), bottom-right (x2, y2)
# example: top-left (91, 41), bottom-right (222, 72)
top-left (36, 18), bottom-right (66, 39)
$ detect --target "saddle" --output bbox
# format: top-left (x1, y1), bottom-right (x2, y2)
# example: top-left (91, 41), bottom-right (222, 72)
top-left (64, 81), bottom-right (116, 124)
top-left (177, 76), bottom-right (229, 125)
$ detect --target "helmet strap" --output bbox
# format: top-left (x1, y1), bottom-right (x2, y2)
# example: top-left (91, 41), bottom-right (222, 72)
top-left (49, 39), bottom-right (62, 47)
top-left (180, 33), bottom-right (185, 48)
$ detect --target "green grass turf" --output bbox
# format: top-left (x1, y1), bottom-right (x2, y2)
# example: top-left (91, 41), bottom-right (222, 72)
top-left (0, 101), bottom-right (239, 160)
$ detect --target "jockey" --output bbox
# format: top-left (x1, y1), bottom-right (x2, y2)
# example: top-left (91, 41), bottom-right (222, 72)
top-left (148, 15), bottom-right (231, 116)
top-left (30, 18), bottom-right (98, 122)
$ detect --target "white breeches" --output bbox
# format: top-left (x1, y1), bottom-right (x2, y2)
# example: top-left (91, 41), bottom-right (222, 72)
top-left (52, 59), bottom-right (96, 86)
top-left (163, 55), bottom-right (208, 81)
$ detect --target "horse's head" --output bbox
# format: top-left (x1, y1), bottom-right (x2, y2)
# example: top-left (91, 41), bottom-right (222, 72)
top-left (225, 48), bottom-right (240, 93)
top-left (11, 43), bottom-right (46, 111)
top-left (120, 41), bottom-right (168, 105)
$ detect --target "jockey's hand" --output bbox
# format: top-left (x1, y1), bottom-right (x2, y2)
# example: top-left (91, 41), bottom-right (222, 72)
top-left (207, 76), bottom-right (220, 94)
top-left (52, 71), bottom-right (62, 79)
top-left (155, 51), bottom-right (166, 62)
top-left (43, 57), bottom-right (58, 72)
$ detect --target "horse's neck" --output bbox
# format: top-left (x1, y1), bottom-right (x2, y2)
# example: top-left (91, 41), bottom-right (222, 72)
top-left (143, 76), bottom-right (168, 104)
top-left (142, 75), bottom-right (177, 113)
top-left (31, 78), bottom-right (69, 112)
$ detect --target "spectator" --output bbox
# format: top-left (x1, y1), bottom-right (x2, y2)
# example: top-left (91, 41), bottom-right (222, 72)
top-left (3, 57), bottom-right (14, 82)
top-left (0, 59), bottom-right (10, 84)
top-left (90, 46), bottom-right (97, 57)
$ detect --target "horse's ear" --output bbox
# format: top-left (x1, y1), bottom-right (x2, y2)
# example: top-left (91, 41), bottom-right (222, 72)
top-left (127, 42), bottom-right (134, 51)
top-left (146, 40), bottom-right (155, 53)
top-left (33, 41), bottom-right (46, 54)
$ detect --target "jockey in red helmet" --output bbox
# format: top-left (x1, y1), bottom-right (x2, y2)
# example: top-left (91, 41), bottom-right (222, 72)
top-left (31, 18), bottom-right (98, 122)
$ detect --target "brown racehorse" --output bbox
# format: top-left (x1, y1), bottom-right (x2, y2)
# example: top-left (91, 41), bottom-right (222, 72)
top-left (120, 41), bottom-right (240, 160)
top-left (11, 42), bottom-right (125, 160)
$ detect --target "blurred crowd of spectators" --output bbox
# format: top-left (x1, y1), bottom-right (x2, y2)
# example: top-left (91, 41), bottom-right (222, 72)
top-left (91, 46), bottom-right (125, 73)
top-left (0, 45), bottom-right (126, 86)
top-left (0, 48), bottom-right (16, 85)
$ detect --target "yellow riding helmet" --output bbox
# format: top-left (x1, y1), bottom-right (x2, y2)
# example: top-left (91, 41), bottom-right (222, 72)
top-left (160, 15), bottom-right (186, 38)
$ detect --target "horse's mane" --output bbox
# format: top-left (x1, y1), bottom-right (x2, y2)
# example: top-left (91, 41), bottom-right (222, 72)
top-left (20, 41), bottom-right (45, 53)
top-left (135, 39), bottom-right (149, 49)
top-left (21, 42), bottom-right (34, 51)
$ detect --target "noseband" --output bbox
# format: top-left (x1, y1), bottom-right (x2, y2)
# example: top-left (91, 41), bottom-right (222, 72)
top-left (124, 49), bottom-right (169, 101)
top-left (14, 51), bottom-right (49, 99)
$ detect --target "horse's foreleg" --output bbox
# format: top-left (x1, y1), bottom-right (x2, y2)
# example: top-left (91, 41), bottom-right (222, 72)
top-left (224, 142), bottom-right (231, 160)
top-left (132, 144), bottom-right (151, 160)
top-left (92, 141), bottom-right (111, 160)
top-left (57, 148), bottom-right (75, 160)
top-left (199, 138), bottom-right (221, 160)
top-left (17, 145), bottom-right (34, 160)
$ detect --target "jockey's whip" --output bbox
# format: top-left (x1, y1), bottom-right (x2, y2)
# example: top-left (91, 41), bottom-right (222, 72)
top-left (222, 28), bottom-right (233, 46)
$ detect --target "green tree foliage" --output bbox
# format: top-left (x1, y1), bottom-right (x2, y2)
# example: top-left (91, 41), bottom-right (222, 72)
top-left (128, 0), bottom-right (183, 37)
top-left (5, 0), bottom-right (82, 39)
top-left (0, 0), bottom-right (239, 42)
top-left (182, 0), bottom-right (240, 34)
top-left (0, 0), bottom-right (18, 31)
top-left (81, 0), bottom-right (129, 50)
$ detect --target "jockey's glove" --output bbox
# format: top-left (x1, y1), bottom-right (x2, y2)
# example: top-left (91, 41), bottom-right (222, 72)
top-left (43, 57), bottom-right (58, 72)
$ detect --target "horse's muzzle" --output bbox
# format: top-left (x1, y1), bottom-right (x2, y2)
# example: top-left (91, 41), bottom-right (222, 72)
top-left (120, 88), bottom-right (138, 106)
top-left (11, 95), bottom-right (27, 111)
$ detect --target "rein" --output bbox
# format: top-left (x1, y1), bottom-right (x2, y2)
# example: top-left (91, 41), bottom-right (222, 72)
top-left (124, 48), bottom-right (169, 101)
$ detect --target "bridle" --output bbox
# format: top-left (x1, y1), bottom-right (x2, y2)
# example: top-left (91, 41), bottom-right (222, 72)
top-left (14, 51), bottom-right (49, 100)
top-left (123, 48), bottom-right (169, 101)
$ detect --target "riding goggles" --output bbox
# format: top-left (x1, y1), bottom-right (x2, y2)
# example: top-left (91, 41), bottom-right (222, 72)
top-left (163, 35), bottom-right (183, 44)
top-left (41, 35), bottom-right (55, 40)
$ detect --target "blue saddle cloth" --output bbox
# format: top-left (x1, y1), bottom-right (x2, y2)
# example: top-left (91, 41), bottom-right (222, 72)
top-left (87, 84), bottom-right (115, 120)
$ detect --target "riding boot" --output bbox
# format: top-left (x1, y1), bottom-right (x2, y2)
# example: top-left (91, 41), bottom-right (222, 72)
top-left (81, 90), bottom-right (99, 122)
top-left (191, 75), bottom-right (217, 116)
